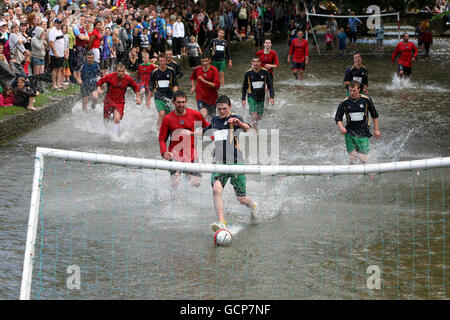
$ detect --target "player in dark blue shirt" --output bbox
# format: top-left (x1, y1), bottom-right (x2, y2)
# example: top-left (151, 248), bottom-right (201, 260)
top-left (74, 51), bottom-right (101, 111)
top-left (203, 95), bottom-right (258, 233)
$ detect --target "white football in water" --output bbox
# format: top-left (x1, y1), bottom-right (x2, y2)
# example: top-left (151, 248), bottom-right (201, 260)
top-left (214, 229), bottom-right (232, 246)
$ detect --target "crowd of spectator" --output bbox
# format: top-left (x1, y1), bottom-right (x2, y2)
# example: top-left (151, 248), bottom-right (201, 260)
top-left (0, 0), bottom-right (446, 110)
top-left (0, 0), bottom-right (323, 110)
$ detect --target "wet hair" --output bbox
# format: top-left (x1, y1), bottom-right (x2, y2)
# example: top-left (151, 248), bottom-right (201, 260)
top-left (200, 53), bottom-right (211, 60)
top-left (116, 62), bottom-right (126, 70)
top-left (216, 95), bottom-right (231, 106)
top-left (349, 80), bottom-right (361, 88)
top-left (173, 90), bottom-right (187, 101)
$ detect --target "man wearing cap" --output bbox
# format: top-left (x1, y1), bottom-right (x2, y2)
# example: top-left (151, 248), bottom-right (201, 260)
top-left (48, 19), bottom-right (65, 90)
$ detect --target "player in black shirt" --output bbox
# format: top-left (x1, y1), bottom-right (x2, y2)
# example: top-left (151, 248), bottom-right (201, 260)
top-left (335, 81), bottom-right (380, 164)
top-left (166, 49), bottom-right (183, 80)
top-left (344, 52), bottom-right (368, 95)
top-left (242, 56), bottom-right (274, 131)
top-left (203, 95), bottom-right (258, 232)
top-left (149, 53), bottom-right (179, 129)
top-left (205, 29), bottom-right (232, 86)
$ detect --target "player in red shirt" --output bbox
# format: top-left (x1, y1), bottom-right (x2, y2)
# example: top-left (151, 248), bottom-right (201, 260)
top-left (392, 33), bottom-right (418, 78)
top-left (159, 90), bottom-right (210, 188)
top-left (255, 39), bottom-right (279, 83)
top-left (288, 30), bottom-right (309, 81)
top-left (190, 54), bottom-right (221, 121)
top-left (94, 63), bottom-right (141, 136)
top-left (137, 52), bottom-right (157, 107)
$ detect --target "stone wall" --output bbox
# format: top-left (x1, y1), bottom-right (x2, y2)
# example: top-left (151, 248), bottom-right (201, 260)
top-left (0, 95), bottom-right (78, 144)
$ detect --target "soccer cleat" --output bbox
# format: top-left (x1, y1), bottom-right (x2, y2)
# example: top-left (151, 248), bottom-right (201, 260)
top-left (250, 202), bottom-right (258, 217)
top-left (211, 220), bottom-right (229, 233)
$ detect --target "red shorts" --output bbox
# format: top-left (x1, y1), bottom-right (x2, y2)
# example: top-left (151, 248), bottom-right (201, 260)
top-left (104, 102), bottom-right (125, 120)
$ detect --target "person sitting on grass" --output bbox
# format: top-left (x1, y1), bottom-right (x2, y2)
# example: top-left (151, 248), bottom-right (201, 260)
top-left (13, 77), bottom-right (38, 111)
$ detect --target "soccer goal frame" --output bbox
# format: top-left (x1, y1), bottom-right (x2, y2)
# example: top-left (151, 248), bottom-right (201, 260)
top-left (20, 147), bottom-right (450, 299)
top-left (305, 12), bottom-right (401, 55)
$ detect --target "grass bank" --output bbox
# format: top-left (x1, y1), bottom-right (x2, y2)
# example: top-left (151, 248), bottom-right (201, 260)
top-left (0, 84), bottom-right (79, 121)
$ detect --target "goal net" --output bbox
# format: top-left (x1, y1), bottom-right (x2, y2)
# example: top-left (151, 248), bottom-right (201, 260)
top-left (304, 11), bottom-right (401, 54)
top-left (21, 148), bottom-right (449, 299)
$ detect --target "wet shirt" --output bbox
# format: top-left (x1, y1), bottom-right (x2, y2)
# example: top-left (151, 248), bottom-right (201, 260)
top-left (190, 65), bottom-right (220, 106)
top-left (242, 68), bottom-right (274, 102)
top-left (206, 38), bottom-right (231, 62)
top-left (391, 40), bottom-right (418, 68)
top-left (344, 65), bottom-right (368, 90)
top-left (167, 60), bottom-right (183, 79)
top-left (289, 37), bottom-right (309, 63)
top-left (78, 62), bottom-right (101, 87)
top-left (137, 63), bottom-right (157, 89)
top-left (150, 66), bottom-right (178, 100)
top-left (159, 108), bottom-right (209, 162)
top-left (255, 49), bottom-right (279, 76)
top-left (96, 72), bottom-right (139, 105)
top-left (203, 114), bottom-right (249, 164)
top-left (335, 94), bottom-right (379, 138)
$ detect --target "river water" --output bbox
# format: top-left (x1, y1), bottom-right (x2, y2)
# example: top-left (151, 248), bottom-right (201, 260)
top-left (1, 37), bottom-right (449, 300)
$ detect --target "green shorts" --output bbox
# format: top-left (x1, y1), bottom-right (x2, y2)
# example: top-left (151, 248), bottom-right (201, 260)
top-left (212, 59), bottom-right (226, 72)
top-left (345, 133), bottom-right (369, 154)
top-left (248, 97), bottom-right (264, 116)
top-left (155, 98), bottom-right (172, 113)
top-left (211, 171), bottom-right (247, 197)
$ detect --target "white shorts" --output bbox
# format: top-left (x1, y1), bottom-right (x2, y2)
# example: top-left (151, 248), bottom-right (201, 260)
top-left (90, 48), bottom-right (100, 63)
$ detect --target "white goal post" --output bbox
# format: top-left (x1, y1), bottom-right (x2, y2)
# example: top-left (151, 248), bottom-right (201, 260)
top-left (20, 147), bottom-right (450, 299)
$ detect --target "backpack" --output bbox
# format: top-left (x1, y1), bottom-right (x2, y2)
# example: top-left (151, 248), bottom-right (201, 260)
top-left (3, 40), bottom-right (10, 62)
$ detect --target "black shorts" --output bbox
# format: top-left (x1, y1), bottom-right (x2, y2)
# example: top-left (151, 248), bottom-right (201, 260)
top-left (80, 84), bottom-right (96, 98)
top-left (398, 64), bottom-right (412, 76)
top-left (292, 61), bottom-right (305, 70)
top-left (197, 100), bottom-right (216, 117)
top-left (50, 56), bottom-right (64, 70)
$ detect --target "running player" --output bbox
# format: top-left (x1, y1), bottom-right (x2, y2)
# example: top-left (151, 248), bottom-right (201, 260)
top-left (205, 28), bottom-right (232, 87)
top-left (165, 49), bottom-right (184, 79)
top-left (255, 39), bottom-right (279, 85)
top-left (149, 53), bottom-right (179, 129)
top-left (392, 33), bottom-right (418, 79)
top-left (203, 95), bottom-right (258, 232)
top-left (159, 90), bottom-right (209, 189)
top-left (335, 81), bottom-right (381, 165)
top-left (344, 52), bottom-right (368, 95)
top-left (190, 54), bottom-right (221, 121)
top-left (94, 63), bottom-right (141, 136)
top-left (288, 30), bottom-right (309, 81)
top-left (74, 51), bottom-right (101, 111)
top-left (242, 56), bottom-right (274, 131)
top-left (137, 51), bottom-right (157, 107)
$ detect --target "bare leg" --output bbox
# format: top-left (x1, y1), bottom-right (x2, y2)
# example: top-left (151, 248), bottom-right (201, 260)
top-left (157, 110), bottom-right (166, 130)
top-left (212, 180), bottom-right (225, 222)
top-left (219, 71), bottom-right (225, 87)
top-left (27, 97), bottom-right (36, 111)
